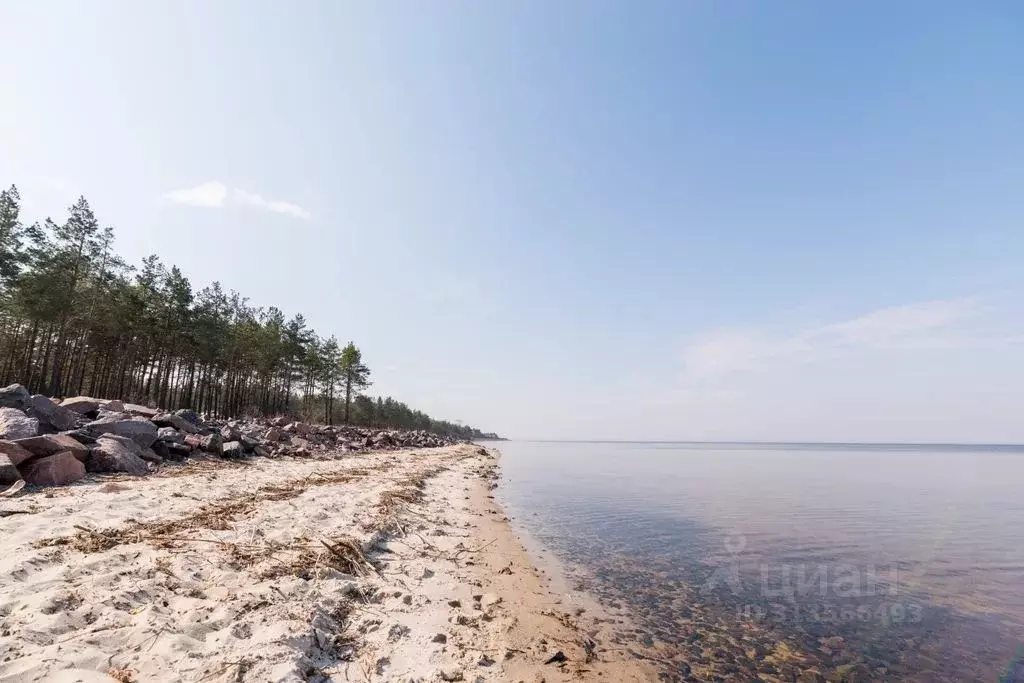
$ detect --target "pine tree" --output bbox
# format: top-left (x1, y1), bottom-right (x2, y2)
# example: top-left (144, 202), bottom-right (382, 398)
top-left (338, 341), bottom-right (371, 424)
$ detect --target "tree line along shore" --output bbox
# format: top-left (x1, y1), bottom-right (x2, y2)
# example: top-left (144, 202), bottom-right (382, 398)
top-left (0, 185), bottom-right (496, 440)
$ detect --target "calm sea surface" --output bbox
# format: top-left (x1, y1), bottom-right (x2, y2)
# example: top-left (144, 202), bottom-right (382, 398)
top-left (494, 441), bottom-right (1024, 682)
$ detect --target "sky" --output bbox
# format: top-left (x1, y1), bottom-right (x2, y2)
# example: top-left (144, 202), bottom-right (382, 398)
top-left (2, 1), bottom-right (1024, 442)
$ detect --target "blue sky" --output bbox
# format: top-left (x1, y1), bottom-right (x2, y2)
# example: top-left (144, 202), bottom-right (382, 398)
top-left (2, 2), bottom-right (1023, 441)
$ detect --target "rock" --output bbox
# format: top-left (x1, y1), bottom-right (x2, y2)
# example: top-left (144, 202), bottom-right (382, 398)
top-left (59, 396), bottom-right (102, 414)
top-left (480, 593), bottom-right (501, 607)
top-left (61, 429), bottom-right (97, 445)
top-left (544, 651), bottom-right (568, 665)
top-left (0, 384), bottom-right (30, 410)
top-left (156, 426), bottom-right (184, 443)
top-left (85, 415), bottom-right (158, 448)
top-left (222, 441), bottom-right (243, 458)
top-left (136, 447), bottom-right (162, 464)
top-left (220, 423), bottom-right (241, 441)
top-left (432, 633), bottom-right (447, 644)
top-left (123, 403), bottom-right (159, 418)
top-left (165, 442), bottom-right (192, 460)
top-left (263, 427), bottom-right (282, 442)
top-left (0, 407), bottom-right (38, 440)
top-left (100, 399), bottom-right (124, 412)
top-left (239, 433), bottom-right (260, 451)
top-left (272, 416), bottom-right (288, 427)
top-left (184, 434), bottom-right (203, 449)
top-left (173, 408), bottom-right (202, 426)
top-left (200, 433), bottom-right (223, 455)
top-left (0, 440), bottom-right (35, 467)
top-left (150, 439), bottom-right (170, 459)
top-left (26, 394), bottom-right (79, 431)
top-left (87, 437), bottom-right (150, 475)
top-left (13, 434), bottom-right (90, 462)
top-left (253, 445), bottom-right (272, 458)
top-left (0, 454), bottom-right (21, 484)
top-left (20, 451), bottom-right (86, 486)
top-left (152, 413), bottom-right (199, 434)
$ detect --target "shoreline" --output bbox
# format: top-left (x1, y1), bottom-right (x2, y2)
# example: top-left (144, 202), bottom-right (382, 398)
top-left (0, 444), bottom-right (655, 681)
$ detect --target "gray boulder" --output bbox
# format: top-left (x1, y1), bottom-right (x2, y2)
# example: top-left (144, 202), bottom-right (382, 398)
top-left (123, 403), bottom-right (159, 418)
top-left (85, 415), bottom-right (158, 448)
top-left (164, 442), bottom-right (192, 460)
top-left (100, 399), bottom-right (124, 412)
top-left (87, 436), bottom-right (150, 475)
top-left (0, 408), bottom-right (38, 440)
top-left (222, 441), bottom-right (243, 458)
top-left (239, 432), bottom-right (261, 451)
top-left (200, 433), bottom-right (223, 455)
top-left (173, 408), bottom-right (202, 426)
top-left (0, 384), bottom-right (30, 410)
top-left (60, 396), bottom-right (102, 414)
top-left (220, 424), bottom-right (241, 441)
top-left (156, 426), bottom-right (184, 443)
top-left (26, 394), bottom-right (79, 431)
top-left (152, 413), bottom-right (198, 434)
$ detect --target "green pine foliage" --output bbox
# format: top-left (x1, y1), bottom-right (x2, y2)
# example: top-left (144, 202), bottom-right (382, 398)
top-left (0, 185), bottom-right (492, 440)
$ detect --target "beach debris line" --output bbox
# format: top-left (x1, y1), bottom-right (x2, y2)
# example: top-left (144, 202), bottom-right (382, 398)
top-left (0, 382), bottom-right (471, 491)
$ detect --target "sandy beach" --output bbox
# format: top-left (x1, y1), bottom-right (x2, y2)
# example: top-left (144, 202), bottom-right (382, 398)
top-left (0, 444), bottom-right (655, 682)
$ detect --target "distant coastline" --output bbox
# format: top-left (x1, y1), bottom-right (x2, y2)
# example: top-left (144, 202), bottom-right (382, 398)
top-left (516, 439), bottom-right (1024, 452)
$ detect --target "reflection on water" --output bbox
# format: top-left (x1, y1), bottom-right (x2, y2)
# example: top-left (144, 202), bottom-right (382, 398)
top-left (495, 441), bottom-right (1024, 682)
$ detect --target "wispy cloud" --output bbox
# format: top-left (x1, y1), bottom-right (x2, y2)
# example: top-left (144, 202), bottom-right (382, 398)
top-left (164, 181), bottom-right (311, 219)
top-left (682, 297), bottom-right (1023, 376)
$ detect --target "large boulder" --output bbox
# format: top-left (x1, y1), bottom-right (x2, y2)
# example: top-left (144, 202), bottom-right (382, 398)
top-left (0, 408), bottom-right (38, 440)
top-left (100, 399), bottom-right (124, 412)
top-left (222, 441), bottom-right (243, 458)
top-left (164, 442), bottom-right (192, 460)
top-left (0, 454), bottom-right (21, 484)
top-left (200, 433), bottom-right (223, 455)
top-left (86, 436), bottom-right (151, 475)
top-left (220, 424), bottom-right (241, 441)
top-left (13, 434), bottom-right (90, 462)
top-left (0, 440), bottom-right (34, 467)
top-left (156, 427), bottom-right (184, 443)
top-left (0, 384), bottom-right (30, 410)
top-left (152, 413), bottom-right (198, 434)
top-left (239, 433), bottom-right (261, 451)
top-left (60, 396), bottom-right (102, 414)
top-left (26, 394), bottom-right (79, 431)
top-left (173, 409), bottom-right (202, 426)
top-left (85, 415), bottom-right (158, 448)
top-left (123, 403), bottom-right (159, 419)
top-left (263, 427), bottom-right (282, 442)
top-left (20, 451), bottom-right (85, 486)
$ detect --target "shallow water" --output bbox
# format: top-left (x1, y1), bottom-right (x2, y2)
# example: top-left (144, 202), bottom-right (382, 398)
top-left (495, 441), bottom-right (1024, 682)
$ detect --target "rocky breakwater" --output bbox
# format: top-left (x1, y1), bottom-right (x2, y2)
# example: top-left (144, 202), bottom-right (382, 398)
top-left (0, 383), bottom-right (465, 490)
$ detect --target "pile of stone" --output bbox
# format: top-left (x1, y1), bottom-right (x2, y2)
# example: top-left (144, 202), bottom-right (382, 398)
top-left (0, 384), bottom-right (465, 489)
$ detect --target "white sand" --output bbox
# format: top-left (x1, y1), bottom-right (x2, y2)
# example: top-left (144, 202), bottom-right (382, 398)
top-left (0, 445), bottom-right (654, 682)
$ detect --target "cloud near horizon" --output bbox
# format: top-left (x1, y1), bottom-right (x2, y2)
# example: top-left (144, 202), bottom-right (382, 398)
top-left (682, 297), bottom-right (1024, 377)
top-left (164, 181), bottom-right (311, 219)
